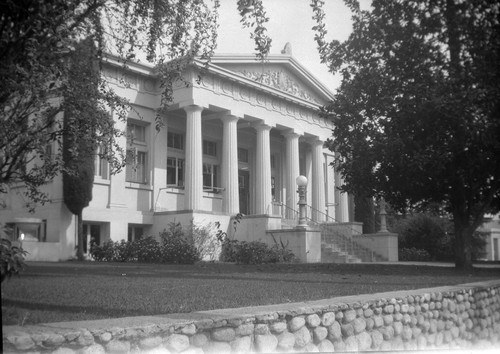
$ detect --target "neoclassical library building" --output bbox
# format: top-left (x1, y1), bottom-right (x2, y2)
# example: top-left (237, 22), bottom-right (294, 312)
top-left (1, 50), bottom-right (357, 261)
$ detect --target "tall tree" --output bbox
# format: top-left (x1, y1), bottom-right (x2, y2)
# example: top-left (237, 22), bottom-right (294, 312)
top-left (62, 40), bottom-right (105, 260)
top-left (1, 0), bottom-right (271, 209)
top-left (311, 0), bottom-right (500, 269)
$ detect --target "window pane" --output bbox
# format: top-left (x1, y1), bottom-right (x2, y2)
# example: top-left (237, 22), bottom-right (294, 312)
top-left (168, 132), bottom-right (184, 150)
top-left (167, 157), bottom-right (176, 185)
top-left (128, 124), bottom-right (145, 142)
top-left (203, 140), bottom-right (216, 156)
top-left (178, 159), bottom-right (184, 186)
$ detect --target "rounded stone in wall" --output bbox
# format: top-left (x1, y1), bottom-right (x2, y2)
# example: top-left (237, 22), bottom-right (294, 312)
top-left (230, 335), bottom-right (252, 353)
top-left (270, 321), bottom-right (287, 334)
top-left (191, 333), bottom-right (209, 347)
top-left (352, 318), bottom-right (367, 334)
top-left (255, 335), bottom-right (278, 353)
top-left (80, 344), bottom-right (106, 354)
top-left (317, 339), bottom-right (335, 352)
top-left (371, 330), bottom-right (384, 348)
top-left (211, 327), bottom-right (236, 342)
top-left (289, 316), bottom-right (306, 332)
top-left (345, 335), bottom-right (359, 352)
top-left (341, 323), bottom-right (354, 337)
top-left (327, 321), bottom-right (342, 341)
top-left (373, 315), bottom-right (384, 328)
top-left (344, 309), bottom-right (357, 323)
top-left (306, 314), bottom-right (321, 328)
top-left (321, 312), bottom-right (335, 326)
top-left (366, 317), bottom-right (375, 331)
top-left (333, 339), bottom-right (346, 352)
top-left (356, 331), bottom-right (372, 351)
top-left (294, 326), bottom-right (312, 348)
top-left (277, 331), bottom-right (295, 350)
top-left (313, 326), bottom-right (328, 342)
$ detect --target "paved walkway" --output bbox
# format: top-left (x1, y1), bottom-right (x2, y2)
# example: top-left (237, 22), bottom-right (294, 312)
top-left (370, 261), bottom-right (500, 268)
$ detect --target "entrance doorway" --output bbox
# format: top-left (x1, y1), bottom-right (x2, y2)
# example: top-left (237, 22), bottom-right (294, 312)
top-left (82, 223), bottom-right (101, 254)
top-left (238, 170), bottom-right (250, 215)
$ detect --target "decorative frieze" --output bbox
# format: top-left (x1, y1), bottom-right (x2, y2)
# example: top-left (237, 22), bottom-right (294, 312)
top-left (238, 69), bottom-right (319, 104)
top-left (199, 72), bottom-right (333, 130)
top-left (103, 67), bottom-right (157, 93)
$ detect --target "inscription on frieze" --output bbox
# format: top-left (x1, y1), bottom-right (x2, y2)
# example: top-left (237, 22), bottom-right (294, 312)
top-left (239, 70), bottom-right (319, 103)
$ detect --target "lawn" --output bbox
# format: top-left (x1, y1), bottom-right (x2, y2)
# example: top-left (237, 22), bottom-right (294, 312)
top-left (2, 261), bottom-right (499, 326)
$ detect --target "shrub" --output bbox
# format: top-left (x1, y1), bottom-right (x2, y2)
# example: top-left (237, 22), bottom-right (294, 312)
top-left (219, 238), bottom-right (297, 264)
top-left (159, 222), bottom-right (200, 264)
top-left (114, 240), bottom-right (136, 262)
top-left (1, 238), bottom-right (28, 283)
top-left (233, 241), bottom-right (270, 264)
top-left (187, 221), bottom-right (220, 261)
top-left (90, 240), bottom-right (117, 262)
top-left (399, 247), bottom-right (432, 262)
top-left (134, 236), bottom-right (162, 263)
top-left (220, 239), bottom-right (239, 262)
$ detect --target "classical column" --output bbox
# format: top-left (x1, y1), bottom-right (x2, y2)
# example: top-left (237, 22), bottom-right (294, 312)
top-left (335, 169), bottom-right (349, 223)
top-left (255, 123), bottom-right (272, 215)
top-left (184, 105), bottom-right (203, 210)
top-left (221, 115), bottom-right (240, 214)
top-left (284, 131), bottom-right (300, 219)
top-left (311, 139), bottom-right (326, 222)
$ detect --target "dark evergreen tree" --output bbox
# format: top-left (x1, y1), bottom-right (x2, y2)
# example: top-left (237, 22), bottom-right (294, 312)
top-left (63, 40), bottom-right (103, 260)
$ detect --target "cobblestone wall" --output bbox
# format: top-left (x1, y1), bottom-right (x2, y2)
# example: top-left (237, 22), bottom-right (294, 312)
top-left (3, 280), bottom-right (500, 353)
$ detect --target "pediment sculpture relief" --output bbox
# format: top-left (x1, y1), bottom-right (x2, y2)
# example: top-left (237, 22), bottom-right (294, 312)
top-left (238, 69), bottom-right (319, 104)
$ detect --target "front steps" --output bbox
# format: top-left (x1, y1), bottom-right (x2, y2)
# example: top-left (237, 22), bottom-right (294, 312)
top-left (279, 217), bottom-right (387, 263)
top-left (321, 243), bottom-right (362, 263)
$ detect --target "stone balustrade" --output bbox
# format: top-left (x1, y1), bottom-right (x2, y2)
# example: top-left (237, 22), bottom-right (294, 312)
top-left (3, 280), bottom-right (500, 353)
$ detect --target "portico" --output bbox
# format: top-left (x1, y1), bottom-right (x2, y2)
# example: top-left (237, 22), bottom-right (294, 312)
top-left (150, 53), bottom-right (349, 229)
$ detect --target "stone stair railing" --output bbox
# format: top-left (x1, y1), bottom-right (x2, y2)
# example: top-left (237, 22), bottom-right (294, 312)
top-left (272, 201), bottom-right (386, 263)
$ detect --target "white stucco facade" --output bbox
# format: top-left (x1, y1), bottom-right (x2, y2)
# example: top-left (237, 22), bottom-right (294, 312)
top-left (0, 53), bottom-right (353, 261)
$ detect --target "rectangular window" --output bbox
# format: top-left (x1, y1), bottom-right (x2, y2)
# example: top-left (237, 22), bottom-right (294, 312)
top-left (128, 225), bottom-right (144, 242)
top-left (203, 140), bottom-right (217, 156)
top-left (167, 132), bottom-right (184, 150)
top-left (203, 163), bottom-right (219, 191)
top-left (126, 149), bottom-right (147, 183)
top-left (94, 144), bottom-right (108, 179)
top-left (238, 148), bottom-right (248, 163)
top-left (14, 220), bottom-right (47, 242)
top-left (167, 157), bottom-right (184, 187)
top-left (127, 123), bottom-right (146, 143)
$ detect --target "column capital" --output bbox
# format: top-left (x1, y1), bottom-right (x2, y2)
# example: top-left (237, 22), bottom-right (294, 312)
top-left (253, 122), bottom-right (273, 132)
top-left (309, 138), bottom-right (324, 148)
top-left (183, 105), bottom-right (204, 114)
top-left (282, 129), bottom-right (303, 139)
top-left (221, 114), bottom-right (240, 123)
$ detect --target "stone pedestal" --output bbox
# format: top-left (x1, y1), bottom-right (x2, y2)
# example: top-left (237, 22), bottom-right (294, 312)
top-left (266, 228), bottom-right (321, 263)
top-left (353, 232), bottom-right (399, 261)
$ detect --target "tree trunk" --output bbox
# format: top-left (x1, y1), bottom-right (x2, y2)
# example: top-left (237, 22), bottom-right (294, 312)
top-left (453, 219), bottom-right (473, 270)
top-left (76, 210), bottom-right (84, 261)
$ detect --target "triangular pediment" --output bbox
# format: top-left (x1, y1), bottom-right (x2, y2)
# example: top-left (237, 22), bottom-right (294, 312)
top-left (207, 54), bottom-right (334, 106)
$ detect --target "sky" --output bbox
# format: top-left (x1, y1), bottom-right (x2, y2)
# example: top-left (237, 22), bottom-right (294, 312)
top-left (215, 0), bottom-right (372, 92)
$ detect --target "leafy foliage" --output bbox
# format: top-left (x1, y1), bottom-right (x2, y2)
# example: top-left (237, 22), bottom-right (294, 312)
top-left (399, 247), bottom-right (432, 262)
top-left (237, 0), bottom-right (272, 60)
top-left (311, 0), bottom-right (500, 269)
top-left (159, 222), bottom-right (200, 264)
top-left (89, 222), bottom-right (200, 264)
top-left (1, 0), bottom-right (271, 207)
top-left (1, 238), bottom-right (27, 283)
top-left (219, 239), bottom-right (296, 264)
